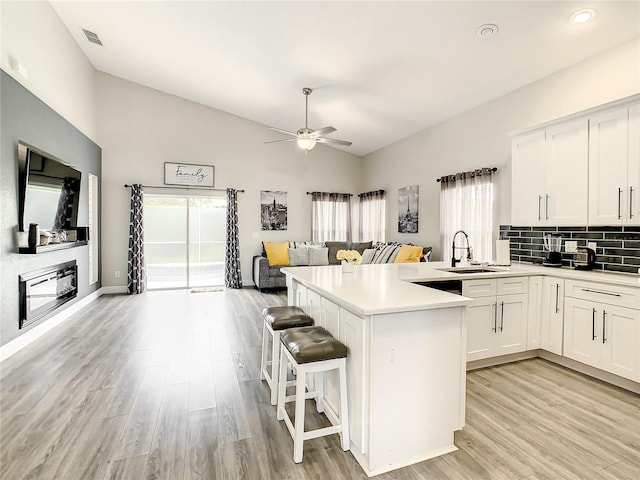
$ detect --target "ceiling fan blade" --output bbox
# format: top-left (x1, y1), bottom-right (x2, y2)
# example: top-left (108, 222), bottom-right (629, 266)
top-left (268, 127), bottom-right (299, 137)
top-left (310, 126), bottom-right (337, 136)
top-left (263, 138), bottom-right (297, 144)
top-left (317, 137), bottom-right (353, 147)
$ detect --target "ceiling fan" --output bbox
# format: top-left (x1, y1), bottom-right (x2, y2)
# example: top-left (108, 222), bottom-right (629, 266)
top-left (265, 87), bottom-right (352, 151)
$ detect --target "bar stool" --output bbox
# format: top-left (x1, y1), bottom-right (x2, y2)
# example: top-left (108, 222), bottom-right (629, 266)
top-left (276, 325), bottom-right (349, 463)
top-left (260, 306), bottom-right (314, 405)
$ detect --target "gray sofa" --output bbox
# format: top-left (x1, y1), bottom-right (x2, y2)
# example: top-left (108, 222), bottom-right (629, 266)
top-left (252, 241), bottom-right (432, 292)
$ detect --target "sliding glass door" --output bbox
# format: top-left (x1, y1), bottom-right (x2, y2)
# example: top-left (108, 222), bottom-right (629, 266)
top-left (144, 193), bottom-right (226, 290)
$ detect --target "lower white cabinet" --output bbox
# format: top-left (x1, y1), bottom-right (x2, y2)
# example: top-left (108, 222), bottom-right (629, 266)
top-left (563, 281), bottom-right (640, 382)
top-left (564, 297), bottom-right (640, 381)
top-left (464, 278), bottom-right (529, 361)
top-left (540, 277), bottom-right (565, 355)
top-left (527, 276), bottom-right (543, 349)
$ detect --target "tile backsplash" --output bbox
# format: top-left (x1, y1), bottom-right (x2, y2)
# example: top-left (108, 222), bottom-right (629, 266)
top-left (499, 225), bottom-right (640, 274)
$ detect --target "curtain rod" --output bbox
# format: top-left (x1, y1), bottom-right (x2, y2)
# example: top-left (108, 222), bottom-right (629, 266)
top-left (124, 184), bottom-right (244, 192)
top-left (306, 191), bottom-right (353, 196)
top-left (436, 167), bottom-right (497, 182)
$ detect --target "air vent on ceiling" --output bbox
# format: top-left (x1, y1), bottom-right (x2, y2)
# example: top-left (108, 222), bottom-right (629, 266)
top-left (82, 28), bottom-right (103, 46)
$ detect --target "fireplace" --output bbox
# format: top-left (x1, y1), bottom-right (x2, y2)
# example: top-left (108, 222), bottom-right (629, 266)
top-left (19, 260), bottom-right (78, 329)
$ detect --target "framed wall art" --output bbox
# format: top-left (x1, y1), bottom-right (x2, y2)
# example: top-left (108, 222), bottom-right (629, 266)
top-left (261, 190), bottom-right (287, 230)
top-left (164, 162), bottom-right (214, 187)
top-left (398, 185), bottom-right (419, 233)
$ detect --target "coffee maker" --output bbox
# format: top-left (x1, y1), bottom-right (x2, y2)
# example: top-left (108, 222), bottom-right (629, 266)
top-left (543, 233), bottom-right (563, 267)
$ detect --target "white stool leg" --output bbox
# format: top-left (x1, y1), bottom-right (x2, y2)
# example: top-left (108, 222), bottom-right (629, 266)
top-left (270, 329), bottom-right (281, 405)
top-left (315, 371), bottom-right (325, 413)
top-left (276, 344), bottom-right (288, 421)
top-left (338, 358), bottom-right (350, 451)
top-left (260, 320), bottom-right (269, 381)
top-left (293, 365), bottom-right (307, 463)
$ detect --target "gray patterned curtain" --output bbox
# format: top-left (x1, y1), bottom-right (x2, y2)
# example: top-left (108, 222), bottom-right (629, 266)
top-left (225, 188), bottom-right (242, 288)
top-left (127, 184), bottom-right (146, 294)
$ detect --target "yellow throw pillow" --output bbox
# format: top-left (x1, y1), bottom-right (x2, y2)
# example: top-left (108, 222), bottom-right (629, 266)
top-left (264, 241), bottom-right (290, 266)
top-left (394, 244), bottom-right (423, 263)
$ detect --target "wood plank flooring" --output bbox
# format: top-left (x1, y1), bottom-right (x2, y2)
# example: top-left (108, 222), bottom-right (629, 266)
top-left (1, 288), bottom-right (639, 479)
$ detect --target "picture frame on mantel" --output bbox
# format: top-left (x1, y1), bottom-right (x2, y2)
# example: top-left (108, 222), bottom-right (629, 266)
top-left (164, 162), bottom-right (215, 187)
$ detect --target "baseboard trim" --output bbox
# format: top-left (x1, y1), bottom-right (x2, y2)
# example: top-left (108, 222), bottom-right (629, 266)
top-left (101, 286), bottom-right (128, 295)
top-left (0, 287), bottom-right (104, 363)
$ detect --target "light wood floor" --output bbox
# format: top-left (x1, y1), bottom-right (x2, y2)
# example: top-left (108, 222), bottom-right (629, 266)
top-left (1, 288), bottom-right (639, 480)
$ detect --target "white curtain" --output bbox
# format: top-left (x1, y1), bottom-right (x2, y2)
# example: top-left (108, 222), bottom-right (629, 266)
top-left (358, 190), bottom-right (386, 243)
top-left (440, 168), bottom-right (494, 264)
top-left (311, 192), bottom-right (352, 243)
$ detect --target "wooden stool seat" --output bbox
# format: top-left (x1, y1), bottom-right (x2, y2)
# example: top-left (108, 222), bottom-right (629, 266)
top-left (260, 306), bottom-right (314, 405)
top-left (277, 326), bottom-right (349, 463)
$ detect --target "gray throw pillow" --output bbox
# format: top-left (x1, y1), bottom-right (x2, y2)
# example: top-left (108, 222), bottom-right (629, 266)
top-left (308, 247), bottom-right (329, 266)
top-left (288, 247), bottom-right (309, 266)
top-left (325, 241), bottom-right (350, 265)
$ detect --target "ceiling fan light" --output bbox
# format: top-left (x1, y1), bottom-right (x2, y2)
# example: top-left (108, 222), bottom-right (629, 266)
top-left (297, 137), bottom-right (317, 151)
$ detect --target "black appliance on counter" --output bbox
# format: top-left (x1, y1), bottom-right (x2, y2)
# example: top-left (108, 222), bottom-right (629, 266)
top-left (542, 233), bottom-right (563, 267)
top-left (573, 247), bottom-right (597, 270)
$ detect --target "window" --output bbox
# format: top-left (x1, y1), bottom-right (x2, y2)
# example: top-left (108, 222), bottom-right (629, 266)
top-left (358, 190), bottom-right (386, 243)
top-left (440, 169), bottom-right (494, 263)
top-left (311, 192), bottom-right (352, 243)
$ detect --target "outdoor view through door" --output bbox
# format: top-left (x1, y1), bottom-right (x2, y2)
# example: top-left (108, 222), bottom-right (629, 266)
top-left (144, 194), bottom-right (227, 289)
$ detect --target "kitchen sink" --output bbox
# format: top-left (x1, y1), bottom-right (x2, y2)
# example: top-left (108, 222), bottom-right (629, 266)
top-left (437, 267), bottom-right (500, 274)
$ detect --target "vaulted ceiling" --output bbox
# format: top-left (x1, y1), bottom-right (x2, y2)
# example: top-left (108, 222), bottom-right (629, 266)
top-left (50, 1), bottom-right (640, 156)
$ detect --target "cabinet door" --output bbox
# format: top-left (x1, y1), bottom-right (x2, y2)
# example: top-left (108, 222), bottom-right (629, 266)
top-left (495, 293), bottom-right (528, 356)
top-left (563, 297), bottom-right (600, 368)
top-left (339, 308), bottom-right (367, 453)
top-left (600, 304), bottom-right (640, 381)
top-left (307, 289), bottom-right (322, 323)
top-left (540, 278), bottom-right (564, 355)
top-left (466, 297), bottom-right (497, 361)
top-left (588, 107), bottom-right (630, 225)
top-left (527, 276), bottom-right (543, 349)
top-left (293, 282), bottom-right (308, 311)
top-left (628, 104), bottom-right (640, 224)
top-left (511, 130), bottom-right (546, 226)
top-left (545, 119), bottom-right (589, 225)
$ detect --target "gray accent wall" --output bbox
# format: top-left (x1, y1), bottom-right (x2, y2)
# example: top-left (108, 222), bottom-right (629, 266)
top-left (0, 70), bottom-right (102, 346)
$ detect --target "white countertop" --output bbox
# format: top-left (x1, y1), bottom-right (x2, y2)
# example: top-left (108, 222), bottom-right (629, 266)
top-left (281, 261), bottom-right (640, 317)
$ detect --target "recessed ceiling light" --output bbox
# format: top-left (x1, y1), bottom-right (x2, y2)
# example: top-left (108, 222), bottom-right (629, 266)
top-left (570, 9), bottom-right (595, 24)
top-left (477, 23), bottom-right (499, 38)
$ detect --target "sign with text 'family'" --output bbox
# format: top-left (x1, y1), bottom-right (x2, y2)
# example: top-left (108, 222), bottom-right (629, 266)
top-left (164, 162), bottom-right (214, 187)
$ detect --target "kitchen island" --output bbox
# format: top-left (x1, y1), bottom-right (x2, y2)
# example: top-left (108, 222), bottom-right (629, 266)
top-left (281, 263), bottom-right (472, 477)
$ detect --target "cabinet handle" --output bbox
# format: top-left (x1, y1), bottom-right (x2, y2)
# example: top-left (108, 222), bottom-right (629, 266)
top-left (555, 284), bottom-right (560, 313)
top-left (618, 188), bottom-right (623, 220)
top-left (592, 308), bottom-right (597, 341)
top-left (545, 194), bottom-right (549, 220)
top-left (602, 311), bottom-right (607, 344)
top-left (500, 301), bottom-right (505, 332)
top-left (492, 302), bottom-right (497, 333)
top-left (581, 288), bottom-right (622, 297)
top-left (538, 195), bottom-right (542, 221)
top-left (630, 187), bottom-right (634, 219)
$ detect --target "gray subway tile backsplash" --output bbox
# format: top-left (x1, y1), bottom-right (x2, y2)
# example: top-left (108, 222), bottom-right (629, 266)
top-left (499, 225), bottom-right (640, 274)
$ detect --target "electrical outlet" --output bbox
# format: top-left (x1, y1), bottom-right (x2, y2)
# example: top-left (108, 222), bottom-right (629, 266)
top-left (115, 271), bottom-right (120, 278)
top-left (252, 232), bottom-right (260, 239)
top-left (588, 242), bottom-right (597, 251)
top-left (565, 241), bottom-right (578, 252)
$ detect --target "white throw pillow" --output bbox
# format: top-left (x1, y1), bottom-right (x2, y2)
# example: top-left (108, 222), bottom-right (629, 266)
top-left (361, 248), bottom-right (376, 264)
top-left (308, 247), bottom-right (329, 266)
top-left (288, 247), bottom-right (309, 266)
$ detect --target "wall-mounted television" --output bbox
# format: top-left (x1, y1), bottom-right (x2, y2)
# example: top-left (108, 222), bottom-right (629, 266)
top-left (17, 141), bottom-right (82, 232)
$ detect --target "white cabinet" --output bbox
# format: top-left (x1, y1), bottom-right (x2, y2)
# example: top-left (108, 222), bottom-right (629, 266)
top-left (527, 276), bottom-right (543, 349)
top-left (540, 277), bottom-right (564, 355)
top-left (588, 105), bottom-right (640, 225)
top-left (563, 280), bottom-right (640, 382)
top-left (511, 119), bottom-right (588, 226)
top-left (463, 277), bottom-right (529, 361)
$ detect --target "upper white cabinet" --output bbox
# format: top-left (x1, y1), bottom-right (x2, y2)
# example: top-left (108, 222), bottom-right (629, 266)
top-left (588, 105), bottom-right (640, 225)
top-left (511, 119), bottom-right (588, 226)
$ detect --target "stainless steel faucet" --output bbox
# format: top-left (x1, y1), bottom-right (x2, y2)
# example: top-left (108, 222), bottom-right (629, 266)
top-left (451, 230), bottom-right (472, 267)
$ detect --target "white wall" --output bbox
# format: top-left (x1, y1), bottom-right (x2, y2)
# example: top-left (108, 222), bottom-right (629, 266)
top-left (96, 73), bottom-right (363, 288)
top-left (363, 39), bottom-right (640, 261)
top-left (0, 0), bottom-right (97, 141)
